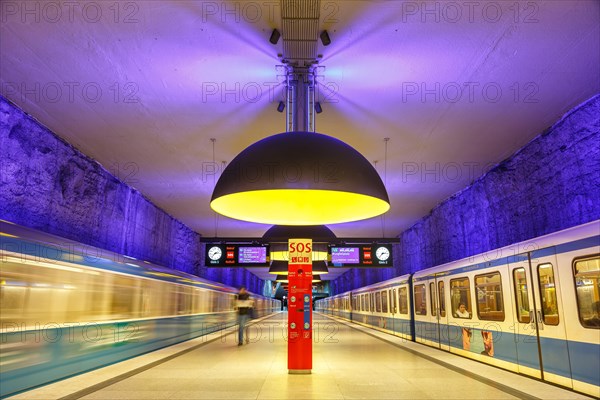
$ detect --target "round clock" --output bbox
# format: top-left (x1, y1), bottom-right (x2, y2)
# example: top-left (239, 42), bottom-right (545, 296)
top-left (208, 246), bottom-right (222, 261)
top-left (375, 246), bottom-right (390, 261)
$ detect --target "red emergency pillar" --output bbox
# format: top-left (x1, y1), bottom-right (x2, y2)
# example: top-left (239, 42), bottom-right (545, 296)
top-left (287, 238), bottom-right (312, 374)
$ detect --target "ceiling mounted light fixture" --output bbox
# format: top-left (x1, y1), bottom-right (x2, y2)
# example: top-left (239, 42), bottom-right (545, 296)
top-left (275, 275), bottom-right (321, 283)
top-left (312, 261), bottom-right (329, 275)
top-left (264, 225), bottom-right (335, 262)
top-left (269, 260), bottom-right (329, 275)
top-left (269, 29), bottom-right (281, 45)
top-left (269, 260), bottom-right (288, 275)
top-left (262, 225), bottom-right (336, 242)
top-left (210, 132), bottom-right (390, 225)
top-left (320, 30), bottom-right (331, 46)
top-left (271, 247), bottom-right (328, 262)
top-left (314, 101), bottom-right (322, 114)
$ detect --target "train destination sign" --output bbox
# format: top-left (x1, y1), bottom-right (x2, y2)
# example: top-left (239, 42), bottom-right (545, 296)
top-left (329, 244), bottom-right (392, 267)
top-left (205, 244), bottom-right (270, 266)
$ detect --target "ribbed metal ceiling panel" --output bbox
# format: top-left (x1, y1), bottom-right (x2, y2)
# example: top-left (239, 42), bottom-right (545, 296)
top-left (280, 0), bottom-right (320, 64)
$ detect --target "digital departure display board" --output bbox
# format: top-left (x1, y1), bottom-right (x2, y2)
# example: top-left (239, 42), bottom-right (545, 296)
top-left (205, 244), bottom-right (269, 266)
top-left (329, 244), bottom-right (392, 267)
top-left (238, 246), bottom-right (267, 264)
top-left (330, 247), bottom-right (360, 264)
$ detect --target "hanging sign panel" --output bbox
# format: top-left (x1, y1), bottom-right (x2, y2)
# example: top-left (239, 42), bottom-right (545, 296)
top-left (329, 244), bottom-right (392, 267)
top-left (205, 244), bottom-right (270, 266)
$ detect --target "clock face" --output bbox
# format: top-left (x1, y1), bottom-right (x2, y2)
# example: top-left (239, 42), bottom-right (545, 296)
top-left (208, 246), bottom-right (223, 261)
top-left (375, 246), bottom-right (390, 261)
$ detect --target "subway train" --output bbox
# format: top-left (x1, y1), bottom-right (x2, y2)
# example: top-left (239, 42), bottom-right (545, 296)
top-left (316, 220), bottom-right (600, 397)
top-left (0, 220), bottom-right (280, 398)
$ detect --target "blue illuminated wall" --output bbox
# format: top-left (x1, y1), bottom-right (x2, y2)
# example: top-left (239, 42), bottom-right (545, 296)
top-left (0, 95), bottom-right (263, 293)
top-left (331, 94), bottom-right (600, 295)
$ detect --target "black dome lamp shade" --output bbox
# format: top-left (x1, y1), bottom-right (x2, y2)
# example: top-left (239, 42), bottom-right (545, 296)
top-left (262, 225), bottom-right (337, 242)
top-left (277, 275), bottom-right (322, 283)
top-left (210, 132), bottom-right (390, 225)
top-left (269, 260), bottom-right (329, 275)
top-left (264, 225), bottom-right (334, 264)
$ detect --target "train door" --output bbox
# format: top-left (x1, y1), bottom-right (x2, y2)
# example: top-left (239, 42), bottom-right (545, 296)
top-left (391, 288), bottom-right (397, 336)
top-left (413, 280), bottom-right (428, 343)
top-left (508, 256), bottom-right (541, 378)
top-left (436, 277), bottom-right (450, 351)
top-left (385, 290), bottom-right (392, 332)
top-left (425, 275), bottom-right (449, 350)
top-left (426, 277), bottom-right (441, 346)
top-left (510, 250), bottom-right (573, 388)
top-left (398, 285), bottom-right (411, 339)
top-left (530, 248), bottom-right (573, 389)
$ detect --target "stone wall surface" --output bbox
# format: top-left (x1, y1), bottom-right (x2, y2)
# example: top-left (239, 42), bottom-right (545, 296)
top-left (331, 94), bottom-right (600, 295)
top-left (0, 96), bottom-right (263, 293)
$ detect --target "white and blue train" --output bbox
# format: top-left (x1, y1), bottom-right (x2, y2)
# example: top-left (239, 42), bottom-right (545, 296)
top-left (0, 220), bottom-right (280, 398)
top-left (317, 220), bottom-right (599, 397)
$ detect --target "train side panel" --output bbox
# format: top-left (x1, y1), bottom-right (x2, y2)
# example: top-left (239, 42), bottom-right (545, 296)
top-left (320, 221), bottom-right (599, 398)
top-left (0, 222), bottom-right (280, 397)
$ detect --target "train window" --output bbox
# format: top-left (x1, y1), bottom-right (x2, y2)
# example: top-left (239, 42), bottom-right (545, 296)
top-left (381, 291), bottom-right (388, 313)
top-left (414, 284), bottom-right (427, 315)
top-left (450, 278), bottom-right (472, 318)
top-left (371, 293), bottom-right (375, 312)
top-left (475, 272), bottom-right (505, 321)
top-left (438, 281), bottom-right (446, 317)
top-left (399, 287), bottom-right (408, 314)
top-left (361, 294), bottom-right (365, 311)
top-left (537, 263), bottom-right (559, 325)
top-left (513, 268), bottom-right (530, 323)
top-left (0, 267), bottom-right (28, 324)
top-left (429, 282), bottom-right (437, 316)
top-left (374, 292), bottom-right (381, 312)
top-left (573, 256), bottom-right (600, 329)
top-left (175, 286), bottom-right (192, 314)
top-left (392, 288), bottom-right (398, 313)
top-left (111, 275), bottom-right (139, 318)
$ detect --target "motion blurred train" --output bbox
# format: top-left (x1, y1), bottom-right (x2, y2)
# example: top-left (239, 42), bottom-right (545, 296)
top-left (0, 220), bottom-right (280, 398)
top-left (316, 220), bottom-right (599, 397)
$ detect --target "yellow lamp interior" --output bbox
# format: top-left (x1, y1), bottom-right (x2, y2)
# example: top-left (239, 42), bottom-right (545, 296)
top-left (211, 189), bottom-right (390, 225)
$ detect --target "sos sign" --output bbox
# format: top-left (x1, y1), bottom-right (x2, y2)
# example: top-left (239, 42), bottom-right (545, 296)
top-left (288, 239), bottom-right (312, 265)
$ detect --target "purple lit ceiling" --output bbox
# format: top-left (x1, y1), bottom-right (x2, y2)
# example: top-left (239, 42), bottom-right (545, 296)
top-left (1, 0), bottom-right (599, 281)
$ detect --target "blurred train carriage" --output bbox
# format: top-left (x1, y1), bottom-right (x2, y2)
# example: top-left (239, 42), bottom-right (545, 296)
top-left (0, 221), bottom-right (279, 398)
top-left (317, 221), bottom-right (600, 397)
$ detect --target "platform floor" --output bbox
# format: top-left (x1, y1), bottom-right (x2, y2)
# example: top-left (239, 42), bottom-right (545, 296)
top-left (9, 312), bottom-right (592, 400)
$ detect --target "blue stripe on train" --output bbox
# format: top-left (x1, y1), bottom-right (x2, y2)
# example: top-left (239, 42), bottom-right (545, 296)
top-left (531, 235), bottom-right (600, 259)
top-left (334, 314), bottom-right (598, 387)
top-left (414, 321), bottom-right (600, 387)
top-left (0, 313), bottom-right (241, 398)
top-left (536, 336), bottom-right (600, 386)
top-left (350, 313), bottom-right (412, 337)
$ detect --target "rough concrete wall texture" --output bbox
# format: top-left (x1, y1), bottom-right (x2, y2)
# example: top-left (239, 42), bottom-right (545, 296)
top-left (332, 94), bottom-right (600, 294)
top-left (0, 96), bottom-right (263, 293)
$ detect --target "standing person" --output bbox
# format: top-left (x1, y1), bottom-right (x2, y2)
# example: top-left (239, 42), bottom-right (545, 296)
top-left (236, 286), bottom-right (253, 346)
